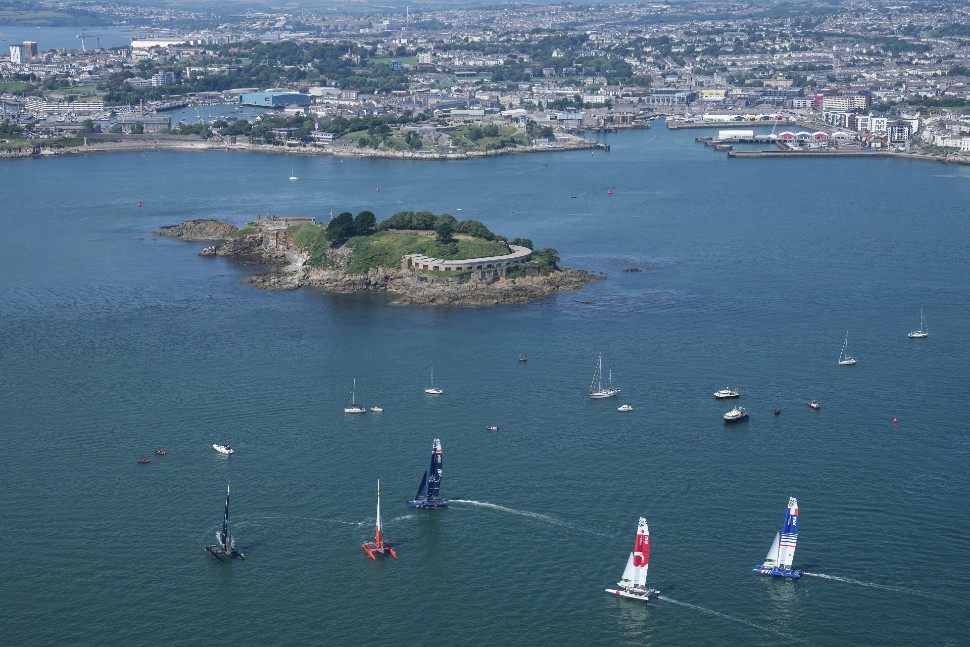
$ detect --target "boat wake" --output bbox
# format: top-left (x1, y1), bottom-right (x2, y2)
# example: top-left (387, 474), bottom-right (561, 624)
top-left (658, 596), bottom-right (802, 642)
top-left (450, 499), bottom-right (611, 537)
top-left (801, 572), bottom-right (955, 602)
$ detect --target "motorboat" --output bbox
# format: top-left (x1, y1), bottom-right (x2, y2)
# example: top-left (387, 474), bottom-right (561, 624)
top-left (713, 388), bottom-right (740, 399)
top-left (370, 406), bottom-right (383, 413)
top-left (137, 458), bottom-right (151, 464)
top-left (808, 400), bottom-right (820, 410)
top-left (154, 449), bottom-right (167, 456)
top-left (618, 404), bottom-right (634, 412)
top-left (486, 425), bottom-right (499, 431)
top-left (774, 408), bottom-right (782, 415)
top-left (213, 443), bottom-right (234, 455)
top-left (518, 354), bottom-right (528, 362)
top-left (723, 406), bottom-right (749, 422)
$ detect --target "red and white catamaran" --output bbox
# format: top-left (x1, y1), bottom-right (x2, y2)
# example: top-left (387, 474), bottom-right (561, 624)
top-left (362, 479), bottom-right (397, 560)
top-left (605, 517), bottom-right (659, 601)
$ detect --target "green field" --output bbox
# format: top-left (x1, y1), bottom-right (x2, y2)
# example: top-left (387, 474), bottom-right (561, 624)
top-left (0, 81), bottom-right (32, 94)
top-left (368, 56), bottom-right (418, 66)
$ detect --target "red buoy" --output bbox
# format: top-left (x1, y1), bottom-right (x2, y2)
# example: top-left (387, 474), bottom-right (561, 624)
top-left (607, 188), bottom-right (613, 195)
top-left (893, 418), bottom-right (898, 425)
top-left (137, 201), bottom-right (142, 207)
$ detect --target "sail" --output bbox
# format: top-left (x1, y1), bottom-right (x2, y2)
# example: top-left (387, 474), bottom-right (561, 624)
top-left (763, 532), bottom-right (781, 566)
top-left (375, 479), bottom-right (383, 544)
top-left (632, 517), bottom-right (650, 589)
top-left (427, 438), bottom-right (443, 499)
top-left (590, 354), bottom-right (603, 394)
top-left (222, 482), bottom-right (231, 550)
top-left (414, 471), bottom-right (428, 499)
top-left (778, 497), bottom-right (799, 568)
top-left (618, 552), bottom-right (636, 588)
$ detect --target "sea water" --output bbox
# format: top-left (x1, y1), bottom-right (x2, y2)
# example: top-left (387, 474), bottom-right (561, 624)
top-left (1, 127), bottom-right (968, 645)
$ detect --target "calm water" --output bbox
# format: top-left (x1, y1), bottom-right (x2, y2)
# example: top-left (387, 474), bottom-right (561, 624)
top-left (1, 128), bottom-right (968, 646)
top-left (0, 24), bottom-right (133, 51)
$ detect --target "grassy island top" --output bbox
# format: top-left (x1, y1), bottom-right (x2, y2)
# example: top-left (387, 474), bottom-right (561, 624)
top-left (267, 210), bottom-right (559, 276)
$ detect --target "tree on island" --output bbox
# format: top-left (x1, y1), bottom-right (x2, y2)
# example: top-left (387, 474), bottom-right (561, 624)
top-left (510, 237), bottom-right (534, 250)
top-left (354, 211), bottom-right (376, 236)
top-left (326, 212), bottom-right (355, 244)
top-left (434, 214), bottom-right (457, 242)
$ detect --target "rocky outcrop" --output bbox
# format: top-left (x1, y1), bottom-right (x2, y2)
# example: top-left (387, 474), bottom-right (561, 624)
top-left (170, 219), bottom-right (600, 305)
top-left (154, 219), bottom-right (238, 241)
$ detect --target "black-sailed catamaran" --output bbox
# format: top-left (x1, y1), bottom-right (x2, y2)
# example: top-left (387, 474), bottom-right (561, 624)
top-left (205, 482), bottom-right (245, 562)
top-left (407, 438), bottom-right (448, 508)
top-left (753, 497), bottom-right (801, 578)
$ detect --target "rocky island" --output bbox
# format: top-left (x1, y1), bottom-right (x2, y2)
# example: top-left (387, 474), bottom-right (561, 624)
top-left (154, 213), bottom-right (599, 305)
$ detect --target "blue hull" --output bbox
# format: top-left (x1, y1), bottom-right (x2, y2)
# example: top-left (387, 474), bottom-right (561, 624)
top-left (407, 498), bottom-right (449, 509)
top-left (752, 565), bottom-right (801, 579)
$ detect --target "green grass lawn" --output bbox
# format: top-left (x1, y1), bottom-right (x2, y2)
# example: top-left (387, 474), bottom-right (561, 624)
top-left (0, 81), bottom-right (32, 94)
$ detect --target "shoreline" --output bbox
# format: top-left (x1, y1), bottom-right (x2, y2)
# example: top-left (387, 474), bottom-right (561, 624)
top-left (0, 132), bottom-right (605, 161)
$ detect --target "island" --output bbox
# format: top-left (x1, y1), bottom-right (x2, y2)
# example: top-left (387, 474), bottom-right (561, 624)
top-left (155, 213), bottom-right (600, 306)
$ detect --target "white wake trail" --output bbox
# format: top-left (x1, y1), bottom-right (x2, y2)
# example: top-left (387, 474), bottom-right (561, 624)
top-left (658, 596), bottom-right (803, 643)
top-left (802, 572), bottom-right (956, 603)
top-left (450, 499), bottom-right (611, 537)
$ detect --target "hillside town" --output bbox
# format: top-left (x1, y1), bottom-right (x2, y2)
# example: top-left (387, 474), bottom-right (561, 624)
top-left (2, 0), bottom-right (970, 156)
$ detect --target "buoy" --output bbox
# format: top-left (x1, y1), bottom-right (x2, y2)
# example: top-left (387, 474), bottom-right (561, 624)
top-left (893, 418), bottom-right (898, 425)
top-left (137, 201), bottom-right (142, 207)
top-left (376, 187), bottom-right (381, 192)
top-left (607, 188), bottom-right (613, 195)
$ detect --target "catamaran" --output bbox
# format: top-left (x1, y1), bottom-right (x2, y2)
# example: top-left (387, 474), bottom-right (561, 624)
top-left (344, 378), bottom-right (367, 414)
top-left (407, 438), bottom-right (448, 508)
top-left (589, 354), bottom-right (620, 399)
top-left (838, 331), bottom-right (856, 365)
top-left (605, 517), bottom-right (659, 601)
top-left (908, 308), bottom-right (928, 338)
top-left (362, 479), bottom-right (397, 560)
top-left (752, 497), bottom-right (800, 579)
top-left (205, 482), bottom-right (245, 561)
top-left (424, 367), bottom-right (443, 395)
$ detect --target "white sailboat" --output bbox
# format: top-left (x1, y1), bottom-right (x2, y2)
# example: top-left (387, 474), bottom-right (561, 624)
top-left (605, 517), bottom-right (659, 600)
top-left (288, 165), bottom-right (298, 181)
top-left (838, 331), bottom-right (857, 365)
top-left (344, 378), bottom-right (367, 414)
top-left (907, 308), bottom-right (928, 338)
top-left (589, 354), bottom-right (620, 399)
top-left (424, 368), bottom-right (443, 395)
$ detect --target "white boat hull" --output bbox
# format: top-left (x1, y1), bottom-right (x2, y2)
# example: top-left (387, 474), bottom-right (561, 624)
top-left (605, 587), bottom-right (660, 601)
top-left (590, 389), bottom-right (620, 399)
top-left (213, 444), bottom-right (233, 455)
top-left (838, 358), bottom-right (856, 365)
top-left (344, 407), bottom-right (367, 414)
top-left (424, 388), bottom-right (443, 395)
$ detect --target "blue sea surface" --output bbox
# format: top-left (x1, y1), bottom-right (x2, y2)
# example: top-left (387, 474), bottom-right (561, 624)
top-left (1, 127), bottom-right (968, 645)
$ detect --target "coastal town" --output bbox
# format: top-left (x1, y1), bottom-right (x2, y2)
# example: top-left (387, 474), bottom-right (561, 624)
top-left (2, 0), bottom-right (970, 158)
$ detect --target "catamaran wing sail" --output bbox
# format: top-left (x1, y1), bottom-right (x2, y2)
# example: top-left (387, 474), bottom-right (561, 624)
top-left (427, 438), bottom-right (443, 499)
top-left (222, 482), bottom-right (232, 550)
top-left (763, 531), bottom-right (781, 566)
top-left (632, 517), bottom-right (650, 589)
top-left (778, 497), bottom-right (799, 568)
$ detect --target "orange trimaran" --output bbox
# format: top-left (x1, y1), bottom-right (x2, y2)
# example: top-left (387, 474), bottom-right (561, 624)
top-left (362, 479), bottom-right (397, 560)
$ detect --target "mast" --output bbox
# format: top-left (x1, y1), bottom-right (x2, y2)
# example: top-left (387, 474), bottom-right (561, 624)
top-left (427, 438), bottom-right (443, 499)
top-left (778, 497), bottom-right (799, 568)
top-left (375, 478), bottom-right (383, 547)
top-left (222, 481), bottom-right (231, 550)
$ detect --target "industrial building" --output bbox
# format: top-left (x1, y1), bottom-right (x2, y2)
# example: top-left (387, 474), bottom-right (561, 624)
top-left (239, 91), bottom-right (311, 108)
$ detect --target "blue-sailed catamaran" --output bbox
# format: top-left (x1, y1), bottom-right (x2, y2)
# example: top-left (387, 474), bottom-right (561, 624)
top-left (407, 438), bottom-right (448, 508)
top-left (205, 482), bottom-right (245, 562)
top-left (753, 497), bottom-right (800, 578)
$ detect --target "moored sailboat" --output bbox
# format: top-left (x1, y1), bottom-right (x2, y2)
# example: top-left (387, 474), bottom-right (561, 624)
top-left (752, 497), bottom-right (800, 578)
top-left (907, 308), bottom-right (928, 339)
top-left (589, 354), bottom-right (620, 399)
top-left (362, 479), bottom-right (397, 559)
top-left (205, 482), bottom-right (245, 561)
top-left (407, 438), bottom-right (448, 508)
top-left (424, 367), bottom-right (443, 395)
top-left (344, 378), bottom-right (367, 414)
top-left (605, 517), bottom-right (659, 601)
top-left (838, 331), bottom-right (856, 365)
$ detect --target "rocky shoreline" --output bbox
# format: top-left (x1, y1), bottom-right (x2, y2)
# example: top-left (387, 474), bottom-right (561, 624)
top-left (156, 219), bottom-right (601, 305)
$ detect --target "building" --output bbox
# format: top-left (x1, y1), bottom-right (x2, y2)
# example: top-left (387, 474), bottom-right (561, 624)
top-left (113, 115), bottom-right (172, 133)
top-left (240, 91), bottom-right (311, 108)
top-left (23, 41), bottom-right (38, 60)
top-left (151, 71), bottom-right (176, 87)
top-left (821, 95), bottom-right (869, 111)
top-left (647, 89), bottom-right (696, 106)
top-left (10, 45), bottom-right (24, 65)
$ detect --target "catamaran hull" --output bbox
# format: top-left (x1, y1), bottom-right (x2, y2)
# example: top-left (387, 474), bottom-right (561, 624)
top-left (362, 542), bottom-right (397, 560)
top-left (752, 566), bottom-right (800, 579)
top-left (205, 546), bottom-right (245, 561)
top-left (407, 498), bottom-right (449, 509)
top-left (605, 587), bottom-right (660, 601)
